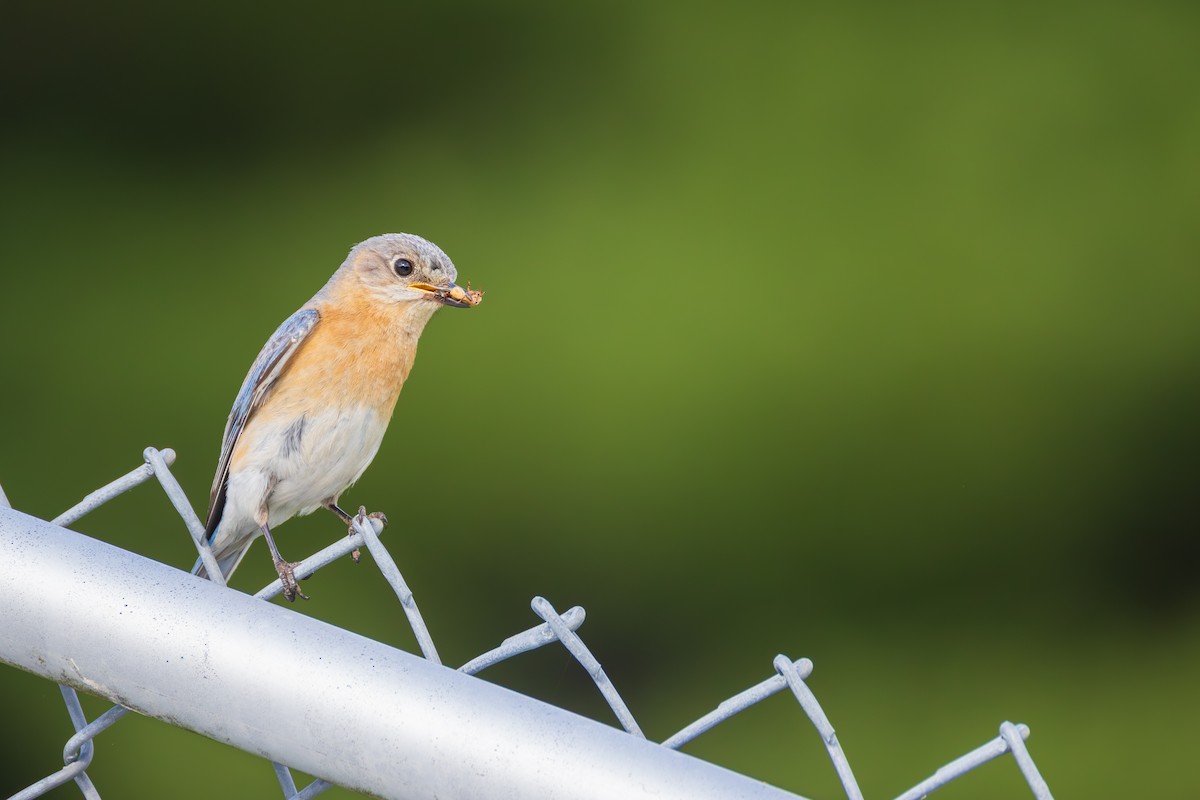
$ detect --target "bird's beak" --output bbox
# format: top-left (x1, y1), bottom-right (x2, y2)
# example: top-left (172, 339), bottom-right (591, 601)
top-left (409, 282), bottom-right (483, 309)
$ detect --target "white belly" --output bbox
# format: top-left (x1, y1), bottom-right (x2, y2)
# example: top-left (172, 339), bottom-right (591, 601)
top-left (219, 405), bottom-right (389, 544)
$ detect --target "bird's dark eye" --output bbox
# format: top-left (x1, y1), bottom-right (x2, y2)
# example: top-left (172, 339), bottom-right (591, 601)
top-left (393, 258), bottom-right (414, 277)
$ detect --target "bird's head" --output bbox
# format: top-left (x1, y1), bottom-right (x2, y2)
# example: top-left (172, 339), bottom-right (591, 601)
top-left (342, 233), bottom-right (482, 313)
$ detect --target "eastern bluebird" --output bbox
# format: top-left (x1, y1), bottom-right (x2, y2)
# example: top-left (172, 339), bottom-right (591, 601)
top-left (194, 233), bottom-right (481, 600)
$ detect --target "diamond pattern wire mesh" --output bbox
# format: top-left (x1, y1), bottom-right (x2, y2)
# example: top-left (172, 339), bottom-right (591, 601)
top-left (1, 447), bottom-right (1054, 800)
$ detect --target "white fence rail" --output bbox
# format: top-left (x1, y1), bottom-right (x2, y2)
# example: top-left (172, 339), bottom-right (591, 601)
top-left (0, 447), bottom-right (1055, 800)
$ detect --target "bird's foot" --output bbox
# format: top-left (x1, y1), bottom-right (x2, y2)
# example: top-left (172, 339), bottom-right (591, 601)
top-left (349, 506), bottom-right (388, 563)
top-left (274, 559), bottom-right (309, 602)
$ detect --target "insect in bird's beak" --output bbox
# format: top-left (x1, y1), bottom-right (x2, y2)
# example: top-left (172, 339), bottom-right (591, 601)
top-left (409, 281), bottom-right (484, 308)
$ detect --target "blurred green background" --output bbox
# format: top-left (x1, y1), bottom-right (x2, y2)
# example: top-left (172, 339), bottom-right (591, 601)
top-left (2, 0), bottom-right (1197, 797)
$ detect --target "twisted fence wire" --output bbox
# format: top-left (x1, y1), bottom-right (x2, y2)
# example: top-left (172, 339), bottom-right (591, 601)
top-left (1, 447), bottom-right (1055, 800)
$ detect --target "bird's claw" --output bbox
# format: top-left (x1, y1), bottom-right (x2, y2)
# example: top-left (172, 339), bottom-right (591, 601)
top-left (349, 507), bottom-right (388, 563)
top-left (274, 559), bottom-right (309, 602)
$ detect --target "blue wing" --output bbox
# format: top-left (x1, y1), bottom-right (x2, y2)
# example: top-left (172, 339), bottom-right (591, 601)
top-left (204, 307), bottom-right (321, 542)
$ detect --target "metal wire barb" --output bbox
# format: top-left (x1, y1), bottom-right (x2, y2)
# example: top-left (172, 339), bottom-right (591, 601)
top-left (0, 447), bottom-right (1055, 800)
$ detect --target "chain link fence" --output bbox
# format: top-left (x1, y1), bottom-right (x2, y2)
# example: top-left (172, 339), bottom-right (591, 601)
top-left (0, 447), bottom-right (1054, 800)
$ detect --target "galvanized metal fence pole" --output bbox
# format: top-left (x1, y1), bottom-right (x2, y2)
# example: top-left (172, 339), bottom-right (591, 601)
top-left (0, 506), bottom-right (808, 800)
top-left (0, 449), bottom-right (1056, 800)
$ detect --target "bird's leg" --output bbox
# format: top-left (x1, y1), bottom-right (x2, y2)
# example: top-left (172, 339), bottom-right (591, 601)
top-left (259, 521), bottom-right (308, 602)
top-left (325, 501), bottom-right (361, 562)
top-left (325, 501), bottom-right (354, 525)
top-left (325, 501), bottom-right (387, 563)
